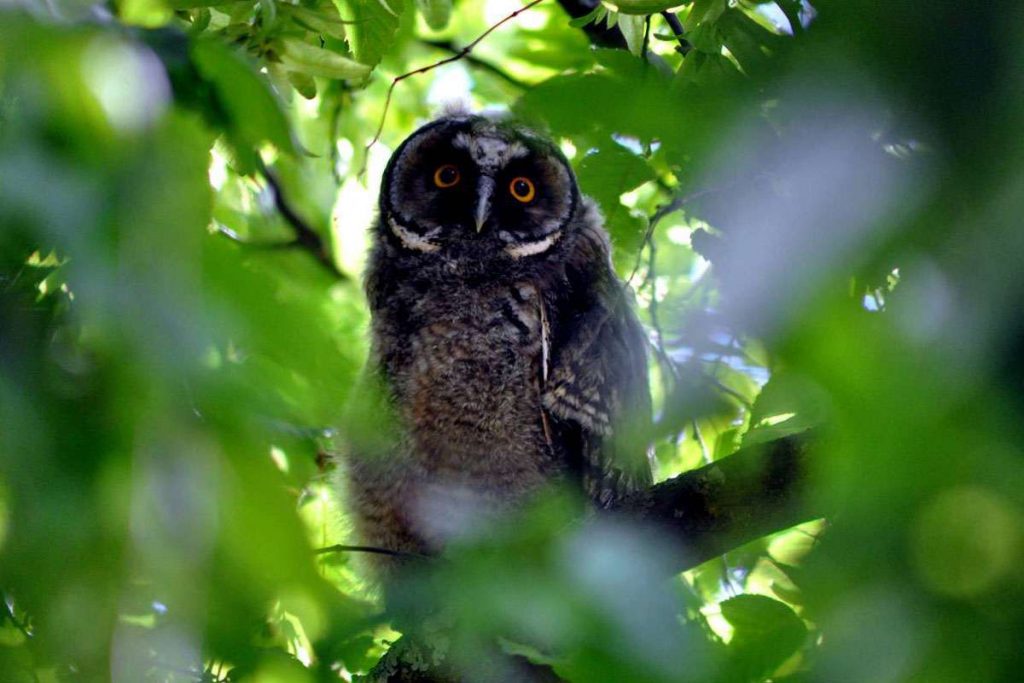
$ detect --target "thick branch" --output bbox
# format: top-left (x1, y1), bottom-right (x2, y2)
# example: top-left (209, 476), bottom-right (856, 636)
top-left (613, 430), bottom-right (819, 571)
top-left (366, 433), bottom-right (819, 680)
top-left (364, 636), bottom-right (559, 683)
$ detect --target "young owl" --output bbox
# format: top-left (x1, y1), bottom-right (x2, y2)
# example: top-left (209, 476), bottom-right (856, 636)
top-left (343, 112), bottom-right (652, 566)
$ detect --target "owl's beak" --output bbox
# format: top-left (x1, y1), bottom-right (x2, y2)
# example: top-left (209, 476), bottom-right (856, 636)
top-left (474, 176), bottom-right (495, 233)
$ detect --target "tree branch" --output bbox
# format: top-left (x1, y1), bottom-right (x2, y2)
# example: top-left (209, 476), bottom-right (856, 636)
top-left (627, 185), bottom-right (719, 286)
top-left (419, 39), bottom-right (530, 90)
top-left (365, 432), bottom-right (819, 680)
top-left (613, 430), bottom-right (820, 571)
top-left (365, 0), bottom-right (546, 156)
top-left (660, 11), bottom-right (692, 54)
top-left (364, 635), bottom-right (560, 683)
top-left (257, 163), bottom-right (347, 280)
top-left (315, 544), bottom-right (429, 560)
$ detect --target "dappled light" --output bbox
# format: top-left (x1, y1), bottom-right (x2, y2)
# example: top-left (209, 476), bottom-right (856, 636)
top-left (2, 0), bottom-right (1024, 681)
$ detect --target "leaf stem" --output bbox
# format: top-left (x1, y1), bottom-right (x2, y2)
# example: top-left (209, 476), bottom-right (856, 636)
top-left (365, 0), bottom-right (546, 156)
top-left (661, 11), bottom-right (692, 54)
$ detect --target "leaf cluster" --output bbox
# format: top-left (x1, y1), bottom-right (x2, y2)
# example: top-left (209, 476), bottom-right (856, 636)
top-left (2, 0), bottom-right (1024, 681)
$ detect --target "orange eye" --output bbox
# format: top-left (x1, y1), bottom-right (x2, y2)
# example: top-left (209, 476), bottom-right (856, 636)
top-left (509, 177), bottom-right (536, 203)
top-left (433, 164), bottom-right (460, 188)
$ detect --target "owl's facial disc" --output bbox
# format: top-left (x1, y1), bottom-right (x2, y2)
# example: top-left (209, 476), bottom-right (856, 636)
top-left (384, 117), bottom-right (578, 258)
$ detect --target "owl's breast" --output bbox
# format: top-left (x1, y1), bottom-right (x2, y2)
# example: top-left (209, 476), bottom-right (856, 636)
top-left (378, 280), bottom-right (558, 492)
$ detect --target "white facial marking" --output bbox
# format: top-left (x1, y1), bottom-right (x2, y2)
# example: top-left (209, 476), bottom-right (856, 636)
top-left (389, 217), bottom-right (441, 253)
top-left (504, 231), bottom-right (563, 259)
top-left (453, 132), bottom-right (528, 172)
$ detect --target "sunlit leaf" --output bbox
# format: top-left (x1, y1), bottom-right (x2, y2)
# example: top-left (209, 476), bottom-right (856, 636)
top-left (277, 38), bottom-right (372, 80)
top-left (610, 1), bottom-right (687, 15)
top-left (335, 0), bottom-right (404, 70)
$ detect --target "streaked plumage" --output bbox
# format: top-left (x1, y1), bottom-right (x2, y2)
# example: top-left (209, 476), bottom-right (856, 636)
top-left (342, 112), bottom-right (652, 564)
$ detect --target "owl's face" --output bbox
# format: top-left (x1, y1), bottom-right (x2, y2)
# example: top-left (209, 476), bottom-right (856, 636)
top-left (380, 115), bottom-right (579, 261)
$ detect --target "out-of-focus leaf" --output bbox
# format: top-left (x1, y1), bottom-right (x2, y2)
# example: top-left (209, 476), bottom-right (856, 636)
top-left (684, 0), bottom-right (726, 31)
top-left (568, 4), bottom-right (606, 28)
top-left (288, 69), bottom-right (318, 99)
top-left (774, 0), bottom-right (807, 33)
top-left (190, 38), bottom-right (295, 164)
top-left (416, 0), bottom-right (451, 30)
top-left (721, 594), bottom-right (807, 680)
top-left (717, 7), bottom-right (781, 74)
top-left (287, 4), bottom-right (350, 40)
top-left (277, 38), bottom-right (372, 80)
top-left (743, 372), bottom-right (830, 446)
top-left (654, 364), bottom-right (739, 439)
top-left (166, 0), bottom-right (235, 8)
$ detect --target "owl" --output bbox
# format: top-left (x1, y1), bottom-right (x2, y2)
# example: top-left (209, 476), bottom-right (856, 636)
top-left (342, 112), bottom-right (652, 567)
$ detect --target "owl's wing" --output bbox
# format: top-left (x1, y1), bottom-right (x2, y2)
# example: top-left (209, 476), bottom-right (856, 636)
top-left (543, 219), bottom-right (653, 507)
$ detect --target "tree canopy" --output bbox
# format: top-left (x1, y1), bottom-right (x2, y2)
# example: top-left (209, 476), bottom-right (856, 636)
top-left (1, 0), bottom-right (1023, 681)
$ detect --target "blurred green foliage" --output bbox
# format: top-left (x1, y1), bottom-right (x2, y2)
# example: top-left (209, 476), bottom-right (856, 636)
top-left (1, 0), bottom-right (1023, 681)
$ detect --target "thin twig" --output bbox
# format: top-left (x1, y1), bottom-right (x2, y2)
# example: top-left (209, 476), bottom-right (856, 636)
top-left (708, 376), bottom-right (754, 408)
top-left (644, 234), bottom-right (680, 387)
top-left (365, 0), bottom-right (546, 155)
top-left (627, 185), bottom-right (718, 287)
top-left (691, 418), bottom-right (711, 465)
top-left (419, 39), bottom-right (531, 89)
top-left (329, 93), bottom-right (345, 185)
top-left (661, 11), bottom-right (692, 54)
top-left (314, 543), bottom-right (429, 560)
top-left (257, 161), bottom-right (346, 279)
top-left (214, 223), bottom-right (299, 250)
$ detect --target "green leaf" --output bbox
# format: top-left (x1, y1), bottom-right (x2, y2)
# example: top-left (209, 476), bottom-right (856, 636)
top-left (618, 13), bottom-right (646, 57)
top-left (568, 4), bottom-right (606, 28)
top-left (684, 0), bottom-right (725, 31)
top-left (717, 7), bottom-right (780, 74)
top-left (611, 0), bottom-right (684, 15)
top-left (287, 70), bottom-right (318, 100)
top-left (190, 39), bottom-right (295, 163)
top-left (685, 21), bottom-right (725, 54)
top-left (277, 38), bottom-right (372, 80)
top-left (166, 0), bottom-right (238, 7)
top-left (576, 143), bottom-right (655, 218)
top-left (720, 594), bottom-right (808, 680)
top-left (416, 0), bottom-right (451, 30)
top-left (287, 5), bottom-right (350, 40)
top-left (336, 0), bottom-right (404, 70)
top-left (575, 143), bottom-right (654, 265)
top-left (743, 372), bottom-right (830, 446)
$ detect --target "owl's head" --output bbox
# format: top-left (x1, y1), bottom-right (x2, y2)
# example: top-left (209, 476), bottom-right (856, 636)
top-left (379, 113), bottom-right (579, 261)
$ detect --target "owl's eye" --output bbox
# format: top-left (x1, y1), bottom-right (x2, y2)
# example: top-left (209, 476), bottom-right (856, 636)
top-left (509, 177), bottom-right (536, 203)
top-left (433, 164), bottom-right (460, 188)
